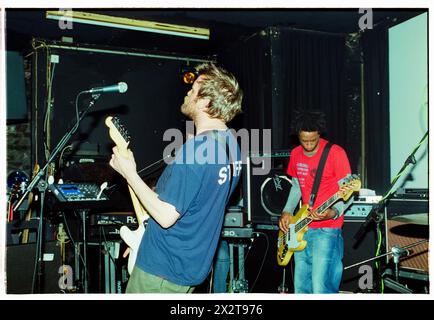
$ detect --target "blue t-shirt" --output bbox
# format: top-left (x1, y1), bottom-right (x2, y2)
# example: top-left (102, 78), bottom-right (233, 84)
top-left (136, 130), bottom-right (241, 286)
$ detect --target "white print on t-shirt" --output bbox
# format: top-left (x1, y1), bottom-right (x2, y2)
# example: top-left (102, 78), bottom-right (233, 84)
top-left (296, 162), bottom-right (309, 188)
top-left (218, 160), bottom-right (242, 185)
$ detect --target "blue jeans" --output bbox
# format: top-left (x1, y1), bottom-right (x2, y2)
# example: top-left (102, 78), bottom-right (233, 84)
top-left (213, 240), bottom-right (230, 293)
top-left (294, 228), bottom-right (344, 293)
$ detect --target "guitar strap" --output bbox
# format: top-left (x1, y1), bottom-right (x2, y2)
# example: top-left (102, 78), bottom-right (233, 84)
top-left (309, 142), bottom-right (333, 208)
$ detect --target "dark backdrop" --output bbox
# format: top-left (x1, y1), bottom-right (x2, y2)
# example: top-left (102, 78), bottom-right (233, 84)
top-left (219, 27), bottom-right (355, 167)
top-left (31, 43), bottom-right (208, 179)
top-left (361, 26), bottom-right (391, 194)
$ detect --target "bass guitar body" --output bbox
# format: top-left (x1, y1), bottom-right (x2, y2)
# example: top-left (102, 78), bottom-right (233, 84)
top-left (277, 204), bottom-right (310, 267)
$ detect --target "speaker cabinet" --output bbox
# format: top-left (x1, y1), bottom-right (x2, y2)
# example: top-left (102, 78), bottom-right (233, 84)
top-left (245, 151), bottom-right (291, 225)
top-left (340, 219), bottom-right (377, 293)
top-left (6, 241), bottom-right (63, 293)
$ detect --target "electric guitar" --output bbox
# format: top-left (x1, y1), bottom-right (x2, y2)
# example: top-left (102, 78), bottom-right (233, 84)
top-left (277, 174), bottom-right (361, 267)
top-left (105, 116), bottom-right (149, 274)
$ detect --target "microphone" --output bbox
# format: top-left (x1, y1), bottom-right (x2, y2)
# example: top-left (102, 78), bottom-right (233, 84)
top-left (83, 82), bottom-right (128, 94)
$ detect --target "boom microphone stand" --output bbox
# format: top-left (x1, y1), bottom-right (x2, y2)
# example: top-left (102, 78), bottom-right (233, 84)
top-left (350, 130), bottom-right (428, 293)
top-left (353, 130), bottom-right (428, 247)
top-left (14, 92), bottom-right (101, 293)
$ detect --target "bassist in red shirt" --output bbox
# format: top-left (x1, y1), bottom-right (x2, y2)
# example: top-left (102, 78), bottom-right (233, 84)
top-left (278, 110), bottom-right (356, 293)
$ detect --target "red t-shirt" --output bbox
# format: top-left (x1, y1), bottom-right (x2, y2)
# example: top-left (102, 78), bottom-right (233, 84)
top-left (286, 138), bottom-right (351, 228)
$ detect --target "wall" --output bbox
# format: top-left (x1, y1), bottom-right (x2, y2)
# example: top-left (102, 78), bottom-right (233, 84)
top-left (6, 123), bottom-right (32, 176)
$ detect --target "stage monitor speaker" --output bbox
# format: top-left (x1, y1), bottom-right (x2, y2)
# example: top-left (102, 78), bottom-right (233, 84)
top-left (245, 150), bottom-right (291, 225)
top-left (6, 241), bottom-right (63, 293)
top-left (340, 218), bottom-right (378, 293)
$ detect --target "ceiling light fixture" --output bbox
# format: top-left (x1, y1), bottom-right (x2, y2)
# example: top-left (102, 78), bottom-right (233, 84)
top-left (46, 10), bottom-right (210, 40)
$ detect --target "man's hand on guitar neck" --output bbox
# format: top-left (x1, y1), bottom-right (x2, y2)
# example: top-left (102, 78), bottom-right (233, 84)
top-left (110, 146), bottom-right (137, 181)
top-left (309, 208), bottom-right (337, 221)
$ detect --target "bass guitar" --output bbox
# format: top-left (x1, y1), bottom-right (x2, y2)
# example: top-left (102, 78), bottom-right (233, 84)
top-left (105, 116), bottom-right (149, 274)
top-left (277, 174), bottom-right (361, 267)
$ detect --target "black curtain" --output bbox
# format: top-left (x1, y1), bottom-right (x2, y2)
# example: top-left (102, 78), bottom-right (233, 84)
top-left (220, 28), bottom-right (350, 160)
top-left (219, 31), bottom-right (272, 134)
top-left (277, 29), bottom-right (347, 151)
top-left (362, 27), bottom-right (390, 194)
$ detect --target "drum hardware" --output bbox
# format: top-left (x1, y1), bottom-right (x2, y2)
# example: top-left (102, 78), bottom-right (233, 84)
top-left (344, 239), bottom-right (428, 293)
top-left (390, 213), bottom-right (428, 225)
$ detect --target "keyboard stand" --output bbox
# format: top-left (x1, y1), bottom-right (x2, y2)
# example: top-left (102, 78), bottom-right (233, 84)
top-left (229, 241), bottom-right (249, 293)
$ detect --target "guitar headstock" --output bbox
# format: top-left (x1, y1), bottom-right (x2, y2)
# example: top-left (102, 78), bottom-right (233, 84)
top-left (105, 116), bottom-right (131, 151)
top-left (338, 174), bottom-right (361, 201)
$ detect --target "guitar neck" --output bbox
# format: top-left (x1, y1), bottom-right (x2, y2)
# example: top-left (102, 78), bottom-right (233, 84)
top-left (106, 116), bottom-right (149, 225)
top-left (317, 193), bottom-right (340, 214)
top-left (118, 146), bottom-right (149, 225)
top-left (295, 193), bottom-right (340, 232)
top-left (118, 146), bottom-right (130, 158)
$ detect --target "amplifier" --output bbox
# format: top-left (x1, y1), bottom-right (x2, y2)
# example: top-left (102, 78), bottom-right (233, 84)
top-left (245, 150), bottom-right (291, 225)
top-left (89, 212), bottom-right (138, 240)
top-left (394, 188), bottom-right (428, 200)
top-left (385, 198), bottom-right (428, 217)
top-left (90, 212), bottom-right (138, 227)
top-left (344, 203), bottom-right (375, 220)
top-left (344, 195), bottom-right (382, 220)
top-left (221, 227), bottom-right (253, 239)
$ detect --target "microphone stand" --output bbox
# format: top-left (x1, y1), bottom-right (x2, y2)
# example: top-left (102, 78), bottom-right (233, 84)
top-left (14, 92), bottom-right (101, 293)
top-left (353, 130), bottom-right (428, 248)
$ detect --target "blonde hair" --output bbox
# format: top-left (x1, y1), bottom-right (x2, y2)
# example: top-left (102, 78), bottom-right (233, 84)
top-left (195, 62), bottom-right (243, 123)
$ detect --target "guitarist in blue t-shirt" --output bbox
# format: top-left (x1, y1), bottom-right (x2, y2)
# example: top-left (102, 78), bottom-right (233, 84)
top-left (109, 62), bottom-right (243, 293)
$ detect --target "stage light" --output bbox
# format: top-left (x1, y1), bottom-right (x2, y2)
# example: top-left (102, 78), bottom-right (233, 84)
top-left (46, 10), bottom-right (210, 40)
top-left (180, 65), bottom-right (199, 85)
top-left (182, 70), bottom-right (199, 85)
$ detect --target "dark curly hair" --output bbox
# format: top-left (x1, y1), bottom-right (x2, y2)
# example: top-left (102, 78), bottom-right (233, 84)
top-left (291, 109), bottom-right (327, 135)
